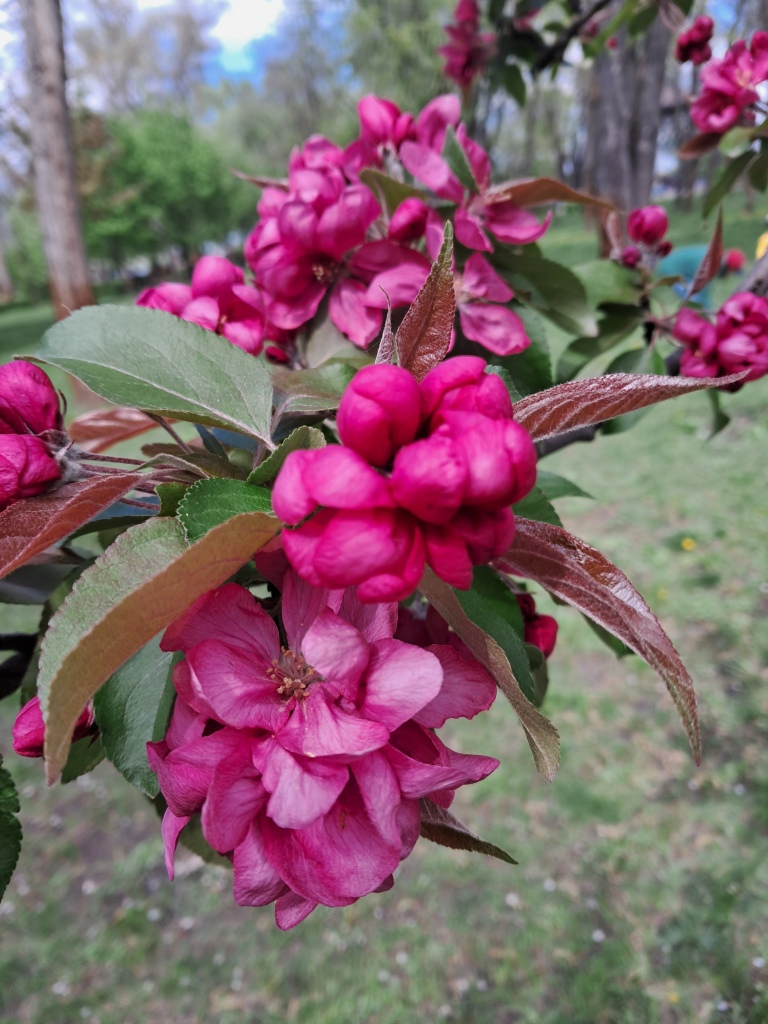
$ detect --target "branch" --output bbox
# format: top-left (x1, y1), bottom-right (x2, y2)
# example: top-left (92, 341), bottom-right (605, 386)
top-left (531, 0), bottom-right (615, 73)
top-left (737, 251), bottom-right (768, 296)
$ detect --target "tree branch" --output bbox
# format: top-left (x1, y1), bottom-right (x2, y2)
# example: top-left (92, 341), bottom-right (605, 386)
top-left (531, 0), bottom-right (615, 73)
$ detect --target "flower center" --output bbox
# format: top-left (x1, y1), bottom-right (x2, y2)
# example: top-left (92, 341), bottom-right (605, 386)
top-left (267, 646), bottom-right (322, 701)
top-left (312, 258), bottom-right (339, 284)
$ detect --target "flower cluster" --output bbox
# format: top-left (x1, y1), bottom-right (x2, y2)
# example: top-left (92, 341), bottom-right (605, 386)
top-left (620, 205), bottom-right (672, 269)
top-left (137, 255), bottom-right (289, 360)
top-left (0, 361), bottom-right (63, 511)
top-left (675, 16), bottom-right (714, 66)
top-left (273, 357), bottom-right (537, 602)
top-left (13, 696), bottom-right (97, 758)
top-left (674, 292), bottom-right (768, 383)
top-left (515, 592), bottom-right (558, 658)
top-left (690, 32), bottom-right (768, 135)
top-left (137, 91), bottom-right (548, 359)
top-left (438, 0), bottom-right (496, 91)
top-left (149, 564), bottom-right (498, 929)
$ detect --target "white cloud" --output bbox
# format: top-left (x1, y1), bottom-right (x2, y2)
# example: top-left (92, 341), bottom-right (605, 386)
top-left (136, 0), bottom-right (284, 46)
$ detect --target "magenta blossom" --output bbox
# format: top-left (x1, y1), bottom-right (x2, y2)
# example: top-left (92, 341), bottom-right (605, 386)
top-left (675, 16), bottom-right (714, 66)
top-left (273, 357), bottom-right (537, 600)
top-left (401, 124), bottom-right (550, 251)
top-left (690, 32), bottom-right (768, 134)
top-left (438, 0), bottom-right (496, 90)
top-left (0, 361), bottom-right (63, 437)
top-left (627, 206), bottom-right (668, 247)
top-left (13, 695), bottom-right (97, 758)
top-left (0, 434), bottom-right (61, 510)
top-left (674, 292), bottom-right (768, 383)
top-left (515, 593), bottom-right (558, 659)
top-left (136, 256), bottom-right (283, 357)
top-left (149, 569), bottom-right (498, 928)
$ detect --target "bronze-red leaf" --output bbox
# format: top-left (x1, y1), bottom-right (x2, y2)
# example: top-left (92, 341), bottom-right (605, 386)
top-left (495, 518), bottom-right (701, 762)
top-left (513, 371), bottom-right (746, 441)
top-left (689, 208), bottom-right (724, 297)
top-left (69, 407), bottom-right (159, 453)
top-left (0, 474), bottom-right (142, 580)
top-left (419, 799), bottom-right (517, 864)
top-left (395, 223), bottom-right (455, 382)
top-left (486, 177), bottom-right (613, 210)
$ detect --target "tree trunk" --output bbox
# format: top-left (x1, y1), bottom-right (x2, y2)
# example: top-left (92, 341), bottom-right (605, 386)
top-left (22, 0), bottom-right (94, 319)
top-left (584, 9), bottom-right (671, 252)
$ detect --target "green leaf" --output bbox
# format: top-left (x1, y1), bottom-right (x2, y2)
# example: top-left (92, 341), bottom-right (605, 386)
top-left (513, 485), bottom-right (562, 527)
top-left (581, 614), bottom-right (632, 659)
top-left (419, 799), bottom-right (517, 864)
top-left (556, 311), bottom-right (641, 382)
top-left (270, 362), bottom-right (357, 416)
top-left (748, 151), bottom-right (768, 193)
top-left (536, 470), bottom-right (593, 501)
top-left (703, 152), bottom-right (756, 218)
top-left (718, 126), bottom-right (756, 159)
top-left (358, 168), bottom-right (426, 217)
top-left (441, 125), bottom-right (478, 192)
top-left (178, 479), bottom-right (274, 544)
top-left (38, 512), bottom-right (282, 782)
top-left (502, 62), bottom-right (526, 106)
top-left (486, 365), bottom-right (523, 402)
top-left (573, 260), bottom-right (640, 308)
top-left (61, 735), bottom-right (105, 783)
top-left (156, 482), bottom-right (188, 518)
top-left (0, 756), bottom-right (21, 902)
top-left (34, 306), bottom-right (273, 443)
top-left (493, 306), bottom-right (552, 396)
top-left (492, 251), bottom-right (597, 337)
top-left (93, 635), bottom-right (177, 797)
top-left (248, 426), bottom-right (326, 485)
top-left (707, 389), bottom-right (730, 437)
top-left (455, 567), bottom-right (535, 704)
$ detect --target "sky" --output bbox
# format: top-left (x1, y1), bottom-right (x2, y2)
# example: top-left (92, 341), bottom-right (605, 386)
top-left (135, 0), bottom-right (286, 74)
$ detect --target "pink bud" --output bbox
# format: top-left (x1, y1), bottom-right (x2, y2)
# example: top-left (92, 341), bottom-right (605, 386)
top-left (627, 205), bottom-right (669, 246)
top-left (620, 245), bottom-right (642, 269)
top-left (0, 361), bottom-right (63, 436)
top-left (525, 614), bottom-right (558, 658)
top-left (12, 695), bottom-right (96, 758)
top-left (0, 435), bottom-right (60, 510)
top-left (606, 36), bottom-right (617, 49)
top-left (191, 256), bottom-right (244, 304)
top-left (515, 592), bottom-right (537, 619)
top-left (136, 283), bottom-right (193, 315)
top-left (390, 433), bottom-right (468, 524)
top-left (336, 364), bottom-right (423, 467)
top-left (388, 198), bottom-right (431, 243)
top-left (439, 413), bottom-right (537, 509)
top-left (725, 248), bottom-right (745, 272)
top-left (656, 240), bottom-right (673, 257)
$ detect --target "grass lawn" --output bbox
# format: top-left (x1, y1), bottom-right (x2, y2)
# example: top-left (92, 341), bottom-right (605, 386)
top-left (1, 213), bottom-right (768, 1024)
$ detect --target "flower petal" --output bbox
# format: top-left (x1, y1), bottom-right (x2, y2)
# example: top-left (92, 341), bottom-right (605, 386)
top-left (458, 302), bottom-right (530, 356)
top-left (262, 740), bottom-right (349, 829)
top-left (414, 644), bottom-right (497, 727)
top-left (186, 640), bottom-right (286, 732)
top-left (202, 741), bottom-right (268, 853)
top-left (329, 279), bottom-right (382, 347)
top-left (232, 820), bottom-right (289, 907)
top-left (361, 638), bottom-right (443, 731)
top-left (301, 609), bottom-right (370, 698)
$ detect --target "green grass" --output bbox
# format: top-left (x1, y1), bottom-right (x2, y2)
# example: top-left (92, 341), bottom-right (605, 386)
top-left (2, 218), bottom-right (768, 1024)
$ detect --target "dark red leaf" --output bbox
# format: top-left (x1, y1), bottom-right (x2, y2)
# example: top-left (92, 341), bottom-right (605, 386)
top-left (690, 208), bottom-right (723, 297)
top-left (419, 799), bottom-right (517, 864)
top-left (513, 371), bottom-right (746, 441)
top-left (375, 304), bottom-right (394, 365)
top-left (679, 133), bottom-right (722, 159)
top-left (495, 518), bottom-right (701, 762)
top-left (486, 177), bottom-right (613, 210)
top-left (69, 407), bottom-right (159, 453)
top-left (396, 223), bottom-right (455, 382)
top-left (0, 474), bottom-right (142, 580)
top-left (230, 168), bottom-right (289, 191)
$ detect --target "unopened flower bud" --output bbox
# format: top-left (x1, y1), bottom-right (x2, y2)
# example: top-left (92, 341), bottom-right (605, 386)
top-left (13, 695), bottom-right (97, 758)
top-left (0, 361), bottom-right (63, 436)
top-left (0, 435), bottom-right (61, 511)
top-left (627, 205), bottom-right (669, 247)
top-left (620, 245), bottom-right (642, 269)
top-left (336, 364), bottom-right (423, 467)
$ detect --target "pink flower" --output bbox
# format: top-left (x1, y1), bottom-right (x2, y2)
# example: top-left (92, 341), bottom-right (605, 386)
top-left (516, 592), bottom-right (558, 658)
top-left (0, 361), bottom-right (63, 437)
top-left (137, 256), bottom-right (280, 356)
top-left (620, 245), bottom-right (642, 269)
top-left (13, 695), bottom-right (97, 758)
top-left (454, 253), bottom-right (530, 356)
top-left (0, 435), bottom-right (61, 510)
top-left (674, 293), bottom-right (768, 383)
top-left (675, 16), bottom-right (714, 66)
top-left (438, 0), bottom-right (496, 90)
top-left (690, 33), bottom-right (768, 134)
top-left (400, 124), bottom-right (550, 251)
top-left (273, 357), bottom-right (537, 599)
top-left (149, 572), bottom-right (498, 928)
top-left (627, 206), bottom-right (668, 247)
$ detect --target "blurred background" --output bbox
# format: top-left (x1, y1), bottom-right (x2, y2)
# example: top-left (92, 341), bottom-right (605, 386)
top-left (1, 1), bottom-right (768, 1021)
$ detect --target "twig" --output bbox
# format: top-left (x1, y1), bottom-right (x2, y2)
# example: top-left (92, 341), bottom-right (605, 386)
top-left (146, 414), bottom-right (194, 453)
top-left (531, 0), bottom-right (615, 73)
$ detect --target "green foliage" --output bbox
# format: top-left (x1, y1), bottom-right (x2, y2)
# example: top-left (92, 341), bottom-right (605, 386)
top-left (513, 485), bottom-right (563, 527)
top-left (0, 755), bottom-right (21, 903)
top-left (248, 426), bottom-right (326, 485)
top-left (177, 479), bottom-right (274, 543)
top-left (93, 636), bottom-right (177, 797)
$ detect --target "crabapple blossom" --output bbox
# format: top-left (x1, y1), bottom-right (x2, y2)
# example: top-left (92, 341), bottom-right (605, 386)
top-left (13, 696), bottom-right (97, 758)
top-left (273, 358), bottom-right (537, 600)
top-left (137, 256), bottom-right (282, 357)
top-left (627, 206), bottom-right (668, 247)
top-left (149, 570), bottom-right (498, 928)
top-left (439, 0), bottom-right (496, 90)
top-left (690, 32), bottom-right (768, 135)
top-left (0, 435), bottom-right (61, 510)
top-left (674, 292), bottom-right (768, 383)
top-left (515, 593), bottom-right (558, 658)
top-left (675, 16), bottom-right (714, 66)
top-left (0, 361), bottom-right (63, 437)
